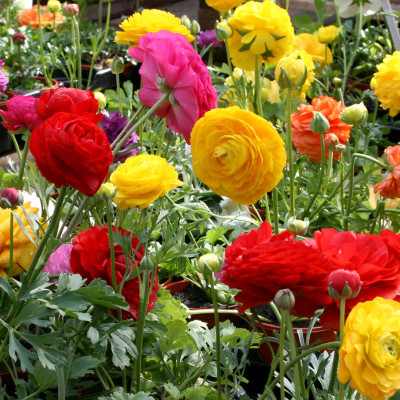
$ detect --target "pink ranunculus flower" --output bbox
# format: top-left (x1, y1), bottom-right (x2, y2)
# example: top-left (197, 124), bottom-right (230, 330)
top-left (43, 244), bottom-right (73, 276)
top-left (0, 60), bottom-right (8, 95)
top-left (0, 95), bottom-right (44, 132)
top-left (129, 30), bottom-right (218, 143)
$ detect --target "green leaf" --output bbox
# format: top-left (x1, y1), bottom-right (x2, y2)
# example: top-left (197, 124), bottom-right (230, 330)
top-left (109, 327), bottom-right (137, 369)
top-left (70, 356), bottom-right (102, 379)
top-left (56, 273), bottom-right (86, 293)
top-left (99, 391), bottom-right (155, 400)
top-left (9, 331), bottom-right (36, 373)
top-left (154, 287), bottom-right (188, 324)
top-left (0, 276), bottom-right (15, 303)
top-left (33, 362), bottom-right (58, 389)
top-left (52, 291), bottom-right (91, 311)
top-left (87, 326), bottom-right (100, 344)
top-left (9, 301), bottom-right (54, 328)
top-left (163, 383), bottom-right (180, 399)
top-left (205, 227), bottom-right (228, 245)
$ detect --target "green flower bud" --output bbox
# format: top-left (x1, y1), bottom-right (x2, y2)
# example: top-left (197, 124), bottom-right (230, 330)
top-left (335, 143), bottom-right (347, 153)
top-left (275, 57), bottom-right (307, 90)
top-left (111, 57), bottom-right (125, 75)
top-left (274, 289), bottom-right (295, 311)
top-left (332, 77), bottom-right (342, 87)
top-left (181, 15), bottom-right (191, 30)
top-left (190, 20), bottom-right (201, 37)
top-left (197, 253), bottom-right (221, 274)
top-left (215, 20), bottom-right (233, 41)
top-left (286, 217), bottom-right (309, 236)
top-left (341, 103), bottom-right (368, 125)
top-left (96, 182), bottom-right (116, 200)
top-left (310, 111), bottom-right (330, 134)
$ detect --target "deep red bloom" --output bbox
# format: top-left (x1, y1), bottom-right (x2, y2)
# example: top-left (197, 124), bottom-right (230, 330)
top-left (70, 226), bottom-right (159, 319)
top-left (328, 269), bottom-right (362, 299)
top-left (374, 145), bottom-right (400, 199)
top-left (221, 222), bottom-right (334, 317)
top-left (29, 112), bottom-right (113, 197)
top-left (12, 33), bottom-right (25, 43)
top-left (35, 87), bottom-right (103, 124)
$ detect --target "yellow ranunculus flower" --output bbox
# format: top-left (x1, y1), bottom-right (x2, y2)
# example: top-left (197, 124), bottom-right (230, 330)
top-left (191, 107), bottom-right (286, 205)
top-left (47, 0), bottom-right (62, 13)
top-left (371, 51), bottom-right (400, 117)
top-left (110, 154), bottom-right (183, 210)
top-left (338, 297), bottom-right (400, 400)
top-left (317, 25), bottom-right (340, 44)
top-left (275, 55), bottom-right (307, 91)
top-left (206, 0), bottom-right (245, 13)
top-left (293, 33), bottom-right (333, 66)
top-left (227, 1), bottom-right (294, 71)
top-left (115, 9), bottom-right (194, 46)
top-left (0, 202), bottom-right (44, 277)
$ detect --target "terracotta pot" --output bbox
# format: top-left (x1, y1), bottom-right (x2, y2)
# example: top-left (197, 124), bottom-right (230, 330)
top-left (5, 77), bottom-right (59, 98)
top-left (162, 279), bottom-right (241, 328)
top-left (256, 321), bottom-right (337, 364)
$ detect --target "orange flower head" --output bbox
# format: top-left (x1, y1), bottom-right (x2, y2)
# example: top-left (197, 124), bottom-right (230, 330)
top-left (17, 5), bottom-right (64, 27)
top-left (291, 96), bottom-right (353, 162)
top-left (374, 145), bottom-right (400, 199)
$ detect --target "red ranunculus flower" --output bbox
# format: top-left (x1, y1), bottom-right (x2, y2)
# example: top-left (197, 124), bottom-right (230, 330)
top-left (221, 222), bottom-right (334, 318)
top-left (70, 225), bottom-right (159, 319)
top-left (29, 112), bottom-right (113, 197)
top-left (35, 87), bottom-right (103, 124)
top-left (307, 228), bottom-right (400, 330)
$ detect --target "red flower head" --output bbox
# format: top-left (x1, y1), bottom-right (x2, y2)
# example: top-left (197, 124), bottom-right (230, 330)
top-left (35, 87), bottom-right (103, 124)
top-left (12, 33), bottom-right (25, 44)
top-left (0, 95), bottom-right (44, 132)
top-left (63, 3), bottom-right (79, 16)
top-left (307, 228), bottom-right (400, 330)
top-left (374, 145), bottom-right (400, 199)
top-left (70, 225), bottom-right (159, 319)
top-left (29, 112), bottom-right (113, 197)
top-left (129, 30), bottom-right (217, 144)
top-left (291, 96), bottom-right (353, 162)
top-left (221, 222), bottom-right (334, 318)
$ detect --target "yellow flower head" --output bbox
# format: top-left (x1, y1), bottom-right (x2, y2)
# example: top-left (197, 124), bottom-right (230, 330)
top-left (371, 51), bottom-right (400, 117)
top-left (115, 9), bottom-right (195, 47)
top-left (47, 0), bottom-right (62, 13)
top-left (293, 33), bottom-right (333, 66)
top-left (110, 154), bottom-right (183, 210)
top-left (206, 0), bottom-right (245, 13)
top-left (191, 107), bottom-right (286, 205)
top-left (338, 297), bottom-right (400, 400)
top-left (0, 202), bottom-right (44, 277)
top-left (227, 1), bottom-right (294, 71)
top-left (317, 25), bottom-right (340, 44)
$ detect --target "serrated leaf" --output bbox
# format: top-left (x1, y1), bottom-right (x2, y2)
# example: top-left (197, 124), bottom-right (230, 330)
top-left (110, 329), bottom-right (137, 369)
top-left (33, 362), bottom-right (58, 389)
top-left (99, 391), bottom-right (155, 400)
top-left (70, 356), bottom-right (102, 379)
top-left (9, 331), bottom-right (36, 373)
top-left (0, 276), bottom-right (15, 302)
top-left (56, 273), bottom-right (86, 293)
top-left (163, 383), bottom-right (180, 399)
top-left (52, 291), bottom-right (90, 311)
top-left (9, 301), bottom-right (54, 328)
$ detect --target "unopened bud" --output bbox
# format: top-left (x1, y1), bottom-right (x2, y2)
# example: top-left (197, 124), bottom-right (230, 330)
top-left (275, 58), bottom-right (307, 90)
top-left (63, 3), bottom-right (79, 17)
top-left (97, 182), bottom-right (116, 200)
top-left (0, 188), bottom-right (23, 209)
top-left (12, 33), bottom-right (25, 44)
top-left (47, 0), bottom-right (62, 13)
top-left (190, 20), bottom-right (201, 37)
top-left (215, 20), bottom-right (233, 41)
top-left (332, 77), bottom-right (342, 87)
top-left (310, 111), bottom-right (330, 134)
top-left (181, 15), bottom-right (191, 30)
top-left (335, 143), bottom-right (346, 153)
top-left (197, 253), bottom-right (221, 274)
top-left (94, 92), bottom-right (107, 110)
top-left (286, 217), bottom-right (309, 236)
top-left (111, 56), bottom-right (125, 75)
top-left (341, 103), bottom-right (368, 125)
top-left (274, 289), bottom-right (295, 311)
top-left (328, 269), bottom-right (362, 299)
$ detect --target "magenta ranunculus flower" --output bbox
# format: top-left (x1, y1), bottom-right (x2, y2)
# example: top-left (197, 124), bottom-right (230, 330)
top-left (129, 30), bottom-right (218, 143)
top-left (0, 95), bottom-right (44, 132)
top-left (0, 60), bottom-right (9, 95)
top-left (197, 30), bottom-right (223, 48)
top-left (43, 244), bottom-right (73, 276)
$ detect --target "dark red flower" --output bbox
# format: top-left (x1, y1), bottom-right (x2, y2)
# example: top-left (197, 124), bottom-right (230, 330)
top-left (12, 33), bottom-right (25, 44)
top-left (70, 225), bottom-right (159, 319)
top-left (221, 222), bottom-right (334, 318)
top-left (328, 269), bottom-right (362, 299)
top-left (29, 112), bottom-right (113, 197)
top-left (35, 87), bottom-right (103, 124)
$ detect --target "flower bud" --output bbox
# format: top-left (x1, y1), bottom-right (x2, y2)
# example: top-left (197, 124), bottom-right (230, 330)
top-left (0, 188), bottom-right (23, 209)
top-left (63, 3), bottom-right (79, 17)
top-left (47, 0), bottom-right (62, 13)
top-left (332, 77), bottom-right (342, 87)
top-left (335, 143), bottom-right (346, 153)
top-left (275, 57), bottom-right (307, 90)
top-left (341, 102), bottom-right (368, 126)
top-left (190, 20), bottom-right (201, 37)
top-left (286, 217), bottom-right (309, 236)
top-left (97, 182), bottom-right (116, 200)
top-left (181, 15), bottom-right (191, 30)
top-left (215, 20), bottom-right (233, 41)
top-left (12, 33), bottom-right (25, 44)
top-left (94, 92), bottom-right (107, 110)
top-left (111, 56), bottom-right (125, 75)
top-left (328, 269), bottom-right (362, 300)
top-left (310, 111), bottom-right (330, 134)
top-left (317, 25), bottom-right (340, 44)
top-left (274, 289), bottom-right (295, 311)
top-left (197, 253), bottom-right (221, 273)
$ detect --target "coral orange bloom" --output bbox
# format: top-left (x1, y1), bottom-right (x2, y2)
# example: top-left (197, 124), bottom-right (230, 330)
top-left (374, 145), bottom-right (400, 199)
top-left (291, 96), bottom-right (353, 162)
top-left (17, 5), bottom-right (64, 27)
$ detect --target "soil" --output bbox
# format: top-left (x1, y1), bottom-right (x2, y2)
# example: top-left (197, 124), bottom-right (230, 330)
top-left (171, 282), bottom-right (214, 309)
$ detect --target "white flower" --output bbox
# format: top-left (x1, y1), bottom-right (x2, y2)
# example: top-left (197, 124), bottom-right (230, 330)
top-left (334, 0), bottom-right (382, 18)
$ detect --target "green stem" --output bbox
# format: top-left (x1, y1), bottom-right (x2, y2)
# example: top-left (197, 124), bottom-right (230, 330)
top-left (72, 16), bottom-right (82, 89)
top-left (116, 73), bottom-right (123, 114)
top-left (7, 213), bottom-right (13, 279)
top-left (264, 194), bottom-right (271, 225)
top-left (338, 297), bottom-right (346, 400)
top-left (353, 125), bottom-right (360, 154)
top-left (36, 0), bottom-right (52, 87)
top-left (60, 197), bottom-right (89, 241)
top-left (106, 202), bottom-right (117, 293)
top-left (254, 55), bottom-right (263, 117)
top-left (17, 134), bottom-right (31, 183)
top-left (285, 92), bottom-right (295, 217)
top-left (278, 314), bottom-right (286, 400)
top-left (323, 141), bottom-right (334, 194)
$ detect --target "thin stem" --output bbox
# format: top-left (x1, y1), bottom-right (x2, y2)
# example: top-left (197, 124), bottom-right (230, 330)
top-left (278, 314), bottom-right (286, 400)
top-left (17, 133), bottom-right (31, 183)
top-left (7, 213), bottom-right (13, 279)
top-left (60, 196), bottom-right (89, 241)
top-left (338, 297), bottom-right (346, 400)
top-left (254, 55), bottom-right (263, 117)
top-left (285, 92), bottom-right (295, 217)
top-left (116, 73), bottom-right (123, 114)
top-left (36, 0), bottom-right (52, 87)
top-left (72, 16), bottom-right (82, 89)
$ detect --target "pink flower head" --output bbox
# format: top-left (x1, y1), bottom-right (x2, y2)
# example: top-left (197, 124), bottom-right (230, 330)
top-left (0, 95), bottom-right (44, 132)
top-left (129, 30), bottom-right (217, 143)
top-left (63, 3), bottom-right (79, 16)
top-left (0, 60), bottom-right (8, 95)
top-left (43, 244), bottom-right (73, 276)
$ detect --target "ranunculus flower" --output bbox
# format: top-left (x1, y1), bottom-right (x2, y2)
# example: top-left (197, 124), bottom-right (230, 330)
top-left (293, 33), bottom-right (333, 66)
top-left (0, 95), bottom-right (44, 132)
top-left (221, 222), bottom-right (334, 317)
top-left (70, 225), bottom-right (159, 319)
top-left (29, 112), bottom-right (113, 197)
top-left (227, 1), bottom-right (294, 71)
top-left (374, 145), bottom-right (400, 199)
top-left (43, 243), bottom-right (73, 275)
top-left (191, 107), bottom-right (286, 205)
top-left (291, 96), bottom-right (353, 162)
top-left (17, 5), bottom-right (64, 27)
top-left (115, 9), bottom-right (194, 46)
top-left (338, 297), bottom-right (400, 400)
top-left (0, 202), bottom-right (44, 277)
top-left (196, 30), bottom-right (223, 48)
top-left (110, 154), bottom-right (183, 210)
top-left (130, 31), bottom-right (217, 143)
top-left (307, 228), bottom-right (400, 330)
top-left (0, 60), bottom-right (9, 95)
top-left (328, 269), bottom-right (362, 299)
top-left (371, 51), bottom-right (400, 117)
top-left (317, 25), bottom-right (340, 44)
top-left (334, 0), bottom-right (382, 18)
top-left (205, 0), bottom-right (245, 13)
top-left (35, 87), bottom-right (103, 124)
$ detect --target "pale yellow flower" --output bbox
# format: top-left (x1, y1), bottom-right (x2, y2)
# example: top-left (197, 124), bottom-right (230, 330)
top-left (317, 25), bottom-right (340, 44)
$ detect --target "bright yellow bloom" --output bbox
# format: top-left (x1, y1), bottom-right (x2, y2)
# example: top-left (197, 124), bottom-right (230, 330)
top-left (115, 9), bottom-right (194, 47)
top-left (0, 202), bottom-right (44, 277)
top-left (47, 0), bottom-right (61, 12)
top-left (205, 0), bottom-right (245, 13)
top-left (110, 154), bottom-right (183, 210)
top-left (191, 107), bottom-right (286, 205)
top-left (371, 51), bottom-right (400, 117)
top-left (293, 33), bottom-right (333, 66)
top-left (317, 25), bottom-right (340, 44)
top-left (97, 182), bottom-right (116, 199)
top-left (227, 1), bottom-right (294, 71)
top-left (338, 297), bottom-right (400, 400)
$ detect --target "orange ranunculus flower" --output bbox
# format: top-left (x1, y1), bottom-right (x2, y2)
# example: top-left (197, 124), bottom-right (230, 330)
top-left (293, 33), bottom-right (333, 67)
top-left (291, 96), bottom-right (353, 162)
top-left (17, 5), bottom-right (64, 27)
top-left (374, 145), bottom-right (400, 199)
